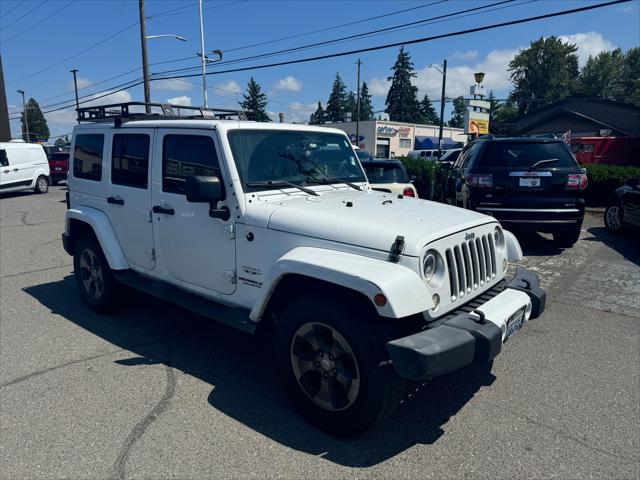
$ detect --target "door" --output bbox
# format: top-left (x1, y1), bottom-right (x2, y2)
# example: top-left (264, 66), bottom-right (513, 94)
top-left (622, 184), bottom-right (640, 227)
top-left (0, 147), bottom-right (31, 190)
top-left (107, 130), bottom-right (155, 270)
top-left (0, 148), bottom-right (17, 189)
top-left (152, 129), bottom-right (236, 295)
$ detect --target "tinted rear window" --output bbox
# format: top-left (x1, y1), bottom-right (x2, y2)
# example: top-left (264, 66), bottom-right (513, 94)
top-left (363, 163), bottom-right (408, 183)
top-left (477, 142), bottom-right (578, 169)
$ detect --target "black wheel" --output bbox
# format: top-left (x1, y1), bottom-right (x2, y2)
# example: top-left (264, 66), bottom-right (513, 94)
top-left (73, 235), bottom-right (119, 312)
top-left (274, 292), bottom-right (405, 437)
top-left (553, 228), bottom-right (581, 247)
top-left (604, 205), bottom-right (624, 232)
top-left (34, 175), bottom-right (49, 194)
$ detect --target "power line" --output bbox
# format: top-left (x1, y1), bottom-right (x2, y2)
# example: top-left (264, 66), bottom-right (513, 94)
top-left (1, 0), bottom-right (77, 44)
top-left (0, 0), bottom-right (47, 32)
top-left (1, 0), bottom-right (28, 19)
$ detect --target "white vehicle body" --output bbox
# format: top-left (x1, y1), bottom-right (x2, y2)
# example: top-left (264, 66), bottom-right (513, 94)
top-left (408, 149), bottom-right (439, 160)
top-left (0, 142), bottom-right (50, 194)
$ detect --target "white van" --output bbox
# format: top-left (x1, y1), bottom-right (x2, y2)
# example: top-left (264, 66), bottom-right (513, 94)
top-left (407, 149), bottom-right (439, 160)
top-left (0, 141), bottom-right (50, 194)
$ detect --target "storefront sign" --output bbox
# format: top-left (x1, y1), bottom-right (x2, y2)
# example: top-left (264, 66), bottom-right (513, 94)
top-left (464, 111), bottom-right (489, 135)
top-left (397, 127), bottom-right (411, 137)
top-left (377, 125), bottom-right (398, 136)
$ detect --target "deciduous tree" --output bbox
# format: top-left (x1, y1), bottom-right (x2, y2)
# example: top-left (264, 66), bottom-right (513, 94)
top-left (448, 96), bottom-right (466, 128)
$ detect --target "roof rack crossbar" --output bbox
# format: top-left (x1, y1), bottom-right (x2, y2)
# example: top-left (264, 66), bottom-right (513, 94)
top-left (76, 101), bottom-right (249, 123)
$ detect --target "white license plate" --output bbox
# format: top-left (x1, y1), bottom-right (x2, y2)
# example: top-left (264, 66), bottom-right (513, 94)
top-left (519, 177), bottom-right (540, 187)
top-left (505, 307), bottom-right (525, 340)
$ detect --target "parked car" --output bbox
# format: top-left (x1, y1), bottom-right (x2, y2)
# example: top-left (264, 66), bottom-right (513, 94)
top-left (361, 159), bottom-right (417, 197)
top-left (408, 149), bottom-right (439, 160)
top-left (442, 137), bottom-right (587, 247)
top-left (62, 102), bottom-right (546, 436)
top-left (604, 179), bottom-right (640, 233)
top-left (438, 148), bottom-right (462, 163)
top-left (354, 149), bottom-right (374, 162)
top-left (0, 141), bottom-right (50, 194)
top-left (48, 151), bottom-right (69, 185)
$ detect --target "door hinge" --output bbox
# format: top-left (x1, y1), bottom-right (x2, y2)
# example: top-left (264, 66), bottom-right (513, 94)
top-left (224, 270), bottom-right (237, 284)
top-left (225, 224), bottom-right (236, 239)
top-left (146, 248), bottom-right (156, 261)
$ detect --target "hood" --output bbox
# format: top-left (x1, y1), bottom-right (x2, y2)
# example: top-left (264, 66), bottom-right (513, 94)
top-left (261, 190), bottom-right (496, 257)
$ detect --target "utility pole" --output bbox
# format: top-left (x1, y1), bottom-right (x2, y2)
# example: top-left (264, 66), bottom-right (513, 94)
top-left (355, 59), bottom-right (362, 148)
top-left (198, 0), bottom-right (208, 108)
top-left (17, 89), bottom-right (29, 142)
top-left (437, 59), bottom-right (447, 159)
top-left (70, 69), bottom-right (80, 123)
top-left (0, 54), bottom-right (10, 142)
top-left (138, 0), bottom-right (151, 112)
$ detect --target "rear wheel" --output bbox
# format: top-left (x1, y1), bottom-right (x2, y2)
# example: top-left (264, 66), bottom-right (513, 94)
top-left (73, 235), bottom-right (119, 312)
top-left (604, 205), bottom-right (624, 232)
top-left (274, 292), bottom-right (405, 437)
top-left (553, 228), bottom-right (581, 247)
top-left (34, 175), bottom-right (49, 194)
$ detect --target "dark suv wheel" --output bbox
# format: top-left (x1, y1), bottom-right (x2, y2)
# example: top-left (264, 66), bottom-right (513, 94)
top-left (73, 235), bottom-right (119, 312)
top-left (274, 292), bottom-right (405, 437)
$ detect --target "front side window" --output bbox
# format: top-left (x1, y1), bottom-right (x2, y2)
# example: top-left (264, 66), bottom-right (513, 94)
top-left (163, 135), bottom-right (219, 195)
top-left (73, 134), bottom-right (104, 181)
top-left (227, 130), bottom-right (366, 192)
top-left (0, 149), bottom-right (8, 167)
top-left (112, 134), bottom-right (150, 189)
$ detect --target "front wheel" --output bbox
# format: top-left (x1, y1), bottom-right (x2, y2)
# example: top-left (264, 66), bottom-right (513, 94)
top-left (604, 205), bottom-right (624, 232)
top-left (553, 228), bottom-right (581, 247)
top-left (274, 293), bottom-right (405, 437)
top-left (34, 175), bottom-right (49, 194)
top-left (73, 235), bottom-right (119, 312)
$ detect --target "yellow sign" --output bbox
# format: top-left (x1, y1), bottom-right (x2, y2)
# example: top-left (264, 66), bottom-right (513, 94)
top-left (468, 118), bottom-right (489, 135)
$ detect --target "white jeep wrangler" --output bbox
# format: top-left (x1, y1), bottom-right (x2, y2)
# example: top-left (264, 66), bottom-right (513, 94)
top-left (62, 103), bottom-right (546, 436)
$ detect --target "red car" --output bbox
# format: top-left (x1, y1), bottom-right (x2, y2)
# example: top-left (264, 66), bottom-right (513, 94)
top-left (48, 151), bottom-right (69, 185)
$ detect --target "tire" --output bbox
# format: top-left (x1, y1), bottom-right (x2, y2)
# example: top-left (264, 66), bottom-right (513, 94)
top-left (274, 292), bottom-right (405, 437)
top-left (553, 228), bottom-right (581, 247)
top-left (34, 175), bottom-right (49, 194)
top-left (73, 234), bottom-right (119, 312)
top-left (604, 204), bottom-right (624, 233)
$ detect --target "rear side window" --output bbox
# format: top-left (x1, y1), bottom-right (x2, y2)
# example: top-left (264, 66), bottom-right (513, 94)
top-left (111, 134), bottom-right (150, 189)
top-left (162, 135), bottom-right (219, 194)
top-left (477, 142), bottom-right (578, 169)
top-left (0, 149), bottom-right (7, 167)
top-left (73, 134), bottom-right (104, 181)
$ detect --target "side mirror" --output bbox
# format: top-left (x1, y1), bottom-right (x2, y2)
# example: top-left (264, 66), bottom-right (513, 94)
top-left (410, 175), bottom-right (416, 183)
top-left (440, 161), bottom-right (452, 171)
top-left (186, 175), bottom-right (230, 221)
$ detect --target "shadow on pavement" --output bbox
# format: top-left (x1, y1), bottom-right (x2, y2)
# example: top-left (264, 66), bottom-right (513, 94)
top-left (510, 230), bottom-right (564, 257)
top-left (585, 226), bottom-right (640, 266)
top-left (25, 275), bottom-right (493, 467)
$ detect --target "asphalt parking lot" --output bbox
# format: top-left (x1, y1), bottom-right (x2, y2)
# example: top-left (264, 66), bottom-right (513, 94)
top-left (1, 186), bottom-right (638, 479)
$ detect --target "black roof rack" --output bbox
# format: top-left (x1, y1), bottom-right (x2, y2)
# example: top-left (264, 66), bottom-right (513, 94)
top-left (76, 101), bottom-right (249, 123)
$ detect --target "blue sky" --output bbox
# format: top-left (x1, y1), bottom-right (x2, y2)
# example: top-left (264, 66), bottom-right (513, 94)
top-left (2, 0), bottom-right (639, 140)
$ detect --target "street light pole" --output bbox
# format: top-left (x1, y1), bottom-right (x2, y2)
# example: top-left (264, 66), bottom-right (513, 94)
top-left (138, 0), bottom-right (151, 112)
top-left (17, 89), bottom-right (29, 142)
top-left (355, 58), bottom-right (362, 148)
top-left (437, 59), bottom-right (447, 159)
top-left (198, 0), bottom-right (208, 108)
top-left (70, 69), bottom-right (80, 123)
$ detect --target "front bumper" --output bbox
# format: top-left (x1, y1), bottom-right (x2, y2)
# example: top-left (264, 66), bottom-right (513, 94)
top-left (387, 267), bottom-right (545, 380)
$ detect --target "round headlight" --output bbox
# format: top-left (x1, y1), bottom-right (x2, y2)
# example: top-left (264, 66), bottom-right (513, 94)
top-left (423, 251), bottom-right (437, 281)
top-left (494, 226), bottom-right (505, 249)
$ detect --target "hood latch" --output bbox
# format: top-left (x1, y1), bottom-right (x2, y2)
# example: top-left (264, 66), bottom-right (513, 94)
top-left (389, 235), bottom-right (405, 263)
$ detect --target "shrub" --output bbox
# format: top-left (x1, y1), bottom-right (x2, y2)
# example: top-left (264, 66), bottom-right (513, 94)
top-left (397, 156), bottom-right (447, 201)
top-left (583, 164), bottom-right (640, 206)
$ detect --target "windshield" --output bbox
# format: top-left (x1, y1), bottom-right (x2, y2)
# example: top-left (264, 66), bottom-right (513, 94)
top-left (356, 150), bottom-right (373, 161)
top-left (363, 163), bottom-right (408, 184)
top-left (477, 142), bottom-right (578, 168)
top-left (227, 130), bottom-right (366, 192)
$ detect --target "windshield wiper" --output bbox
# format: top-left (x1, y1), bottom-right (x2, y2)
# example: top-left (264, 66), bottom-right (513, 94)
top-left (246, 180), bottom-right (319, 196)
top-left (306, 177), bottom-right (363, 191)
top-left (528, 158), bottom-right (558, 171)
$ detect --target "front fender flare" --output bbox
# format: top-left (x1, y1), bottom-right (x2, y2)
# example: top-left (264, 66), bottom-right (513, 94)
top-left (250, 247), bottom-right (434, 321)
top-left (504, 229), bottom-right (523, 261)
top-left (65, 207), bottom-right (129, 270)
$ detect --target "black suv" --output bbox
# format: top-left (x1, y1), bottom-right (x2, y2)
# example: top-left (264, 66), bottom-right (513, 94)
top-left (443, 138), bottom-right (587, 246)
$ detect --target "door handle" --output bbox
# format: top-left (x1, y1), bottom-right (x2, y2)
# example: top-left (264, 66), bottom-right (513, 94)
top-left (2, 170), bottom-right (9, 174)
top-left (13, 168), bottom-right (19, 172)
top-left (152, 205), bottom-right (174, 215)
top-left (107, 196), bottom-right (125, 205)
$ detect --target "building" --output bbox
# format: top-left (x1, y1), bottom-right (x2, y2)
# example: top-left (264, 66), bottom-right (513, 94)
top-left (324, 120), bottom-right (466, 158)
top-left (515, 98), bottom-right (640, 165)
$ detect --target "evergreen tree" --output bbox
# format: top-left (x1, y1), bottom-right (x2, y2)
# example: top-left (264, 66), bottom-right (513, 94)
top-left (358, 81), bottom-right (374, 121)
top-left (325, 73), bottom-right (348, 122)
top-left (21, 98), bottom-right (49, 142)
top-left (622, 47), bottom-right (640, 105)
top-left (239, 77), bottom-right (271, 122)
top-left (488, 90), bottom-right (499, 127)
top-left (385, 47), bottom-right (420, 122)
top-left (309, 101), bottom-right (326, 124)
top-left (418, 93), bottom-right (439, 125)
top-left (448, 96), bottom-right (466, 128)
top-left (508, 36), bottom-right (579, 114)
top-left (491, 100), bottom-right (519, 136)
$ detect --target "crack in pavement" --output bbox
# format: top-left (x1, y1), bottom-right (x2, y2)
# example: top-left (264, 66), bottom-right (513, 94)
top-left (111, 347), bottom-right (176, 480)
top-left (0, 264), bottom-right (72, 279)
top-left (0, 329), bottom-right (196, 389)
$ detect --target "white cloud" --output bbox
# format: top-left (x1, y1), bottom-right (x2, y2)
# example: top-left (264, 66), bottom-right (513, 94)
top-left (451, 50), bottom-right (479, 61)
top-left (368, 77), bottom-right (391, 97)
top-left (284, 102), bottom-right (316, 123)
top-left (166, 95), bottom-right (192, 106)
top-left (212, 80), bottom-right (242, 96)
top-left (559, 32), bottom-right (617, 67)
top-left (67, 76), bottom-right (93, 91)
top-left (274, 76), bottom-right (303, 92)
top-left (152, 78), bottom-right (192, 91)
